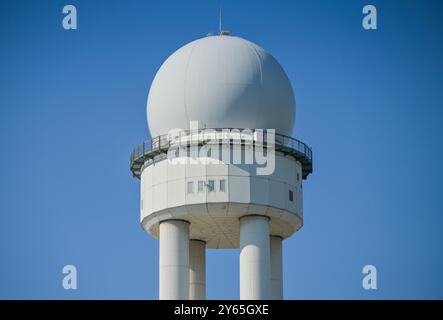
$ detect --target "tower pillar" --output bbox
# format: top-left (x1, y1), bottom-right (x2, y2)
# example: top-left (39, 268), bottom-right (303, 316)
top-left (189, 239), bottom-right (206, 300)
top-left (270, 235), bottom-right (283, 300)
top-left (239, 215), bottom-right (271, 300)
top-left (159, 220), bottom-right (190, 300)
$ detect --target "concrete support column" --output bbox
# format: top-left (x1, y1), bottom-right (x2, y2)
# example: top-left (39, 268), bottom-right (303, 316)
top-left (159, 220), bottom-right (190, 300)
top-left (270, 236), bottom-right (283, 300)
top-left (189, 240), bottom-right (206, 300)
top-left (239, 215), bottom-right (271, 300)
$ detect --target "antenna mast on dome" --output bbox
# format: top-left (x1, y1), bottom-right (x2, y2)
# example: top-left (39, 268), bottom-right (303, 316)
top-left (219, 7), bottom-right (222, 35)
top-left (218, 6), bottom-right (230, 36)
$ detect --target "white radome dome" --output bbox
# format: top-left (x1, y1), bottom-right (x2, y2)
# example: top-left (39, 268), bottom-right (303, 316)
top-left (147, 35), bottom-right (295, 137)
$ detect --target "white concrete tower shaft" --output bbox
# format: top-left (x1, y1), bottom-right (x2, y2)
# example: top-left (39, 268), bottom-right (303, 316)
top-left (159, 220), bottom-right (190, 300)
top-left (239, 215), bottom-right (271, 300)
top-left (270, 236), bottom-right (283, 300)
top-left (189, 240), bottom-right (206, 300)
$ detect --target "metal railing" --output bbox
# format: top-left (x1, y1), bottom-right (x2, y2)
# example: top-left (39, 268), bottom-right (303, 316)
top-left (130, 128), bottom-right (313, 179)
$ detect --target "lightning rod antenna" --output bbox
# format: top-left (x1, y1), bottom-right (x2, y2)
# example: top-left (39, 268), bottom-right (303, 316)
top-left (219, 7), bottom-right (222, 35)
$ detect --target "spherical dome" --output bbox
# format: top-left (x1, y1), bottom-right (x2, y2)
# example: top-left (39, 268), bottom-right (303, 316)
top-left (147, 35), bottom-right (295, 137)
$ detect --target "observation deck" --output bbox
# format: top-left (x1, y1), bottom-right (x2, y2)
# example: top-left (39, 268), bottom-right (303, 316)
top-left (130, 129), bottom-right (313, 179)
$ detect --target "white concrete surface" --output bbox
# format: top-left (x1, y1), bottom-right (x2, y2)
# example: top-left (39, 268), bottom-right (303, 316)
top-left (270, 236), bottom-right (283, 300)
top-left (239, 215), bottom-right (271, 300)
top-left (189, 240), bottom-right (206, 300)
top-left (159, 220), bottom-right (190, 300)
top-left (140, 152), bottom-right (303, 248)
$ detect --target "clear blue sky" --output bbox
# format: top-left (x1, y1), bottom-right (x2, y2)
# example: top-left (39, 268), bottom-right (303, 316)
top-left (1, 0), bottom-right (442, 299)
